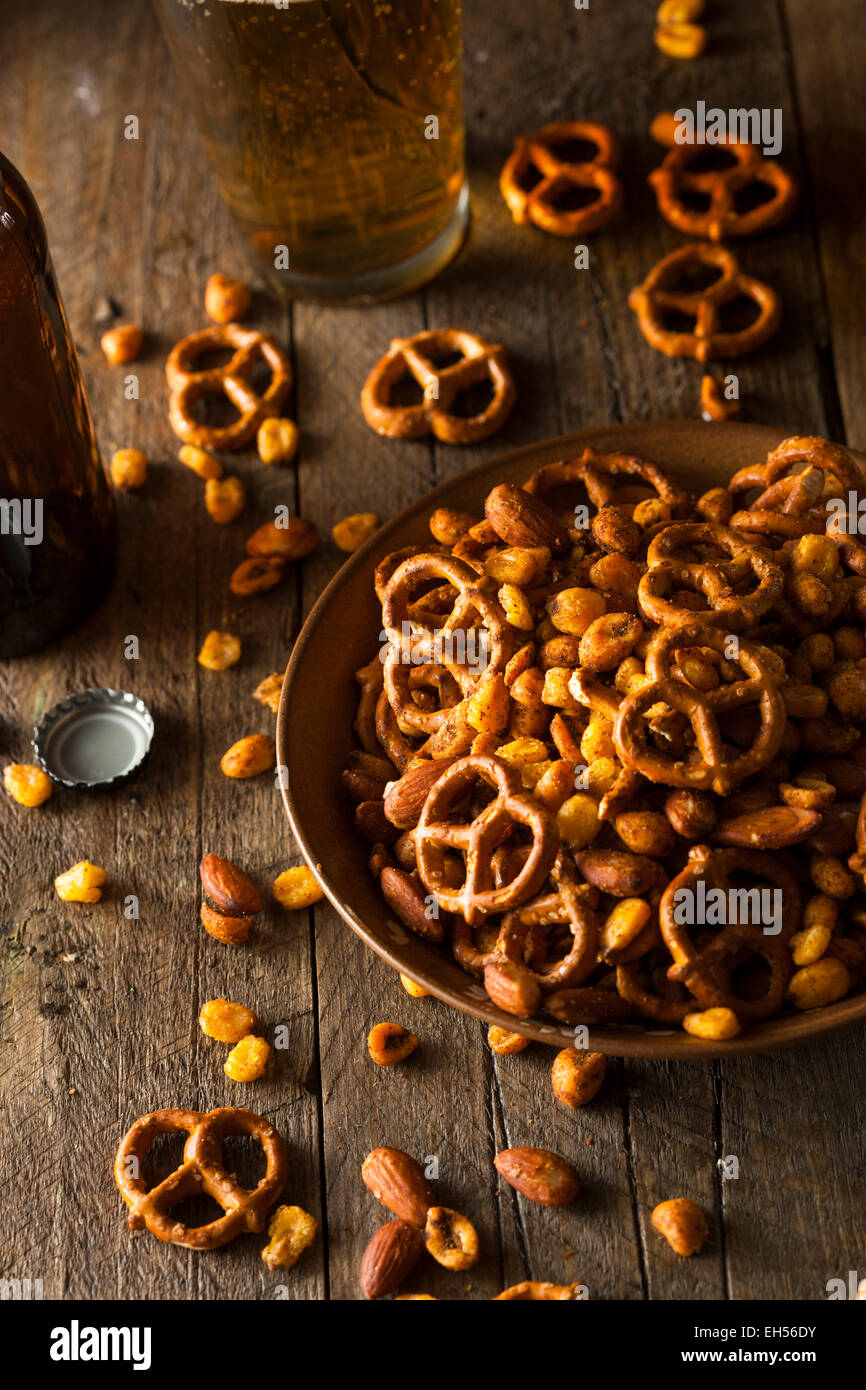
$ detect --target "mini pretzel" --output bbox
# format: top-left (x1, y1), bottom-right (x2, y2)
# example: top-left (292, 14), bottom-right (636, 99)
top-left (525, 446), bottom-right (691, 517)
top-left (114, 1106), bottom-right (288, 1250)
top-left (639, 522), bottom-right (783, 629)
top-left (614, 623), bottom-right (786, 795)
top-left (383, 653), bottom-right (462, 736)
top-left (730, 436), bottom-right (865, 534)
top-left (415, 754), bottom-right (558, 926)
top-left (381, 551), bottom-right (513, 696)
top-left (499, 121), bottom-right (623, 237)
top-left (628, 244), bottom-right (781, 361)
top-left (360, 329), bottom-right (516, 444)
top-left (649, 142), bottom-right (796, 241)
top-left (659, 846), bottom-right (798, 1019)
top-left (498, 878), bottom-right (599, 992)
top-left (165, 324), bottom-right (291, 450)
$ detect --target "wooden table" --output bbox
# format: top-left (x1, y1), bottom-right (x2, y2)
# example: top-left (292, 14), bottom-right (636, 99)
top-left (1, 0), bottom-right (865, 1302)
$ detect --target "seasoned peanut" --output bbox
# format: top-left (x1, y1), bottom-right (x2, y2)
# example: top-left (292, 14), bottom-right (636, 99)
top-left (424, 1207), bottom-right (479, 1270)
top-left (253, 672), bottom-right (284, 713)
top-left (110, 448), bottom-right (147, 491)
top-left (204, 272), bottom-right (251, 323)
top-left (551, 1049), bottom-right (606, 1109)
top-left (224, 1034), bottom-right (270, 1081)
top-left (429, 507), bottom-right (475, 545)
top-left (651, 1198), bottom-right (708, 1255)
top-left (580, 715), bottom-right (616, 763)
top-left (467, 673), bottom-right (510, 734)
top-left (220, 733), bottom-right (275, 779)
top-left (498, 582), bottom-right (534, 630)
top-left (332, 512), bottom-right (380, 553)
top-left (682, 1007), bottom-right (741, 1040)
top-left (55, 859), bottom-right (106, 903)
top-left (273, 866), bottom-right (324, 910)
top-left (4, 763), bottom-right (52, 807)
top-left (654, 20), bottom-right (707, 58)
top-left (485, 546), bottom-right (549, 587)
top-left (556, 793), bottom-right (601, 849)
top-left (599, 898), bottom-right (652, 957)
top-left (261, 1204), bottom-right (318, 1271)
top-left (256, 417), bottom-right (299, 466)
top-left (488, 1026), bottom-right (530, 1055)
top-left (200, 901), bottom-right (254, 945)
top-left (615, 810), bottom-right (676, 857)
top-left (579, 613), bottom-right (643, 672)
top-left (100, 323), bottom-right (142, 365)
top-left (247, 516), bottom-right (319, 561)
top-left (546, 587), bottom-right (606, 636)
top-left (810, 854), bottom-right (856, 900)
top-left (788, 958), bottom-right (850, 1010)
top-left (230, 555), bottom-right (286, 596)
top-left (588, 552), bottom-right (640, 597)
top-left (199, 997), bottom-right (259, 1044)
top-left (400, 974), bottom-right (429, 999)
top-left (198, 629), bottom-right (241, 670)
top-left (367, 1022), bottom-right (419, 1066)
top-left (205, 474), bottom-right (245, 523)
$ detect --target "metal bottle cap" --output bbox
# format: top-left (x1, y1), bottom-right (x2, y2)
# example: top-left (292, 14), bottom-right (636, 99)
top-left (32, 687), bottom-right (154, 789)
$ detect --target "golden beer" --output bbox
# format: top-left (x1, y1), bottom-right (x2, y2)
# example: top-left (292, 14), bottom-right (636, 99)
top-left (154, 0), bottom-right (467, 299)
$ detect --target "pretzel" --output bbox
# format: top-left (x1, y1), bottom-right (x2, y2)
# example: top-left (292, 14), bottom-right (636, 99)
top-left (639, 522), bottom-right (783, 629)
top-left (499, 121), bottom-right (623, 237)
top-left (628, 244), bottom-right (781, 361)
top-left (525, 446), bottom-right (691, 518)
top-left (383, 653), bottom-right (463, 737)
top-left (659, 846), bottom-right (797, 1019)
top-left (114, 1107), bottom-right (288, 1250)
top-left (614, 623), bottom-right (786, 795)
top-left (497, 859), bottom-right (599, 991)
top-left (165, 325), bottom-right (291, 450)
top-left (730, 436), bottom-right (865, 541)
top-left (415, 754), bottom-right (558, 926)
top-left (381, 552), bottom-right (513, 695)
top-left (360, 330), bottom-right (516, 444)
top-left (649, 142), bottom-right (796, 241)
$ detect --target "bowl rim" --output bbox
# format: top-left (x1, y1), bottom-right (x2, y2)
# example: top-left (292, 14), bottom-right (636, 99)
top-left (278, 421), bottom-right (866, 1058)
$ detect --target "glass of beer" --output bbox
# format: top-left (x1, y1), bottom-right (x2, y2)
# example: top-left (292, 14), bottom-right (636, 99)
top-left (153, 0), bottom-right (468, 301)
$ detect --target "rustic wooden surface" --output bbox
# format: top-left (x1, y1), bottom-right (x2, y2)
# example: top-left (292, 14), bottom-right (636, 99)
top-left (1, 0), bottom-right (865, 1302)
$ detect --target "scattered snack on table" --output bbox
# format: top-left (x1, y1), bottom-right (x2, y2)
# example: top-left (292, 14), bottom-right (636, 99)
top-left (224, 1033), bottom-right (270, 1082)
top-left (230, 555), bottom-right (285, 596)
top-left (199, 853), bottom-right (262, 945)
top-left (360, 1219), bottom-right (424, 1299)
top-left (423, 1206), bottom-right (479, 1269)
top-left (700, 374), bottom-right (740, 422)
top-left (654, 19), bottom-right (707, 59)
top-left (651, 1197), bottom-right (709, 1255)
top-left (333, 512), bottom-right (381, 553)
top-left (362, 1147), bottom-right (433, 1226)
top-left (629, 244), bottom-right (780, 360)
top-left (650, 135), bottom-right (796, 242)
top-left (361, 329), bottom-right (515, 444)
top-left (204, 272), bottom-right (252, 324)
top-left (499, 121), bottom-right (623, 237)
top-left (179, 444), bottom-right (223, 479)
top-left (488, 1025), bottom-right (531, 1054)
top-left (246, 516), bottom-right (318, 561)
top-left (55, 860), bottom-right (107, 903)
top-left (220, 733), bottom-right (276, 778)
top-left (551, 1048), bottom-right (606, 1108)
top-left (4, 763), bottom-right (52, 807)
top-left (494, 1147), bottom-right (581, 1206)
top-left (347, 434), bottom-right (866, 1039)
top-left (200, 901), bottom-right (255, 945)
top-left (273, 866), bottom-right (324, 909)
top-left (166, 324), bottom-right (291, 450)
top-left (110, 448), bottom-right (147, 491)
top-left (100, 323), bottom-right (142, 365)
top-left (367, 1022), bottom-right (419, 1066)
top-left (495, 1281), bottom-right (583, 1300)
top-left (400, 974), bottom-right (429, 998)
top-left (114, 1106), bottom-right (287, 1249)
top-left (205, 474), bottom-right (245, 523)
top-left (257, 416), bottom-right (299, 466)
top-left (199, 997), bottom-right (259, 1043)
top-left (261, 1205), bottom-right (318, 1271)
top-left (198, 629), bottom-right (241, 670)
top-left (253, 672), bottom-right (285, 713)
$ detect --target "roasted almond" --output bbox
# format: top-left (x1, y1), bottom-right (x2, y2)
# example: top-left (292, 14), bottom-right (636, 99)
top-left (359, 1219), bottom-right (424, 1299)
top-left (483, 956), bottom-right (541, 1018)
top-left (380, 867), bottom-right (444, 943)
top-left (712, 805), bottom-right (822, 850)
top-left (200, 901), bottom-right (254, 945)
top-left (545, 986), bottom-right (632, 1025)
top-left (383, 758), bottom-right (457, 829)
top-left (342, 766), bottom-right (390, 803)
top-left (494, 1147), bottom-right (581, 1207)
top-left (199, 854), bottom-right (263, 916)
top-left (245, 516), bottom-right (318, 562)
top-left (355, 800), bottom-right (400, 846)
top-left (574, 847), bottom-right (658, 897)
top-left (485, 483), bottom-right (569, 555)
top-left (362, 1147), bottom-right (433, 1227)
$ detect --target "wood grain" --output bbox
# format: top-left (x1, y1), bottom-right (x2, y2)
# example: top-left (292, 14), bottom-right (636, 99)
top-left (0, 0), bottom-right (864, 1302)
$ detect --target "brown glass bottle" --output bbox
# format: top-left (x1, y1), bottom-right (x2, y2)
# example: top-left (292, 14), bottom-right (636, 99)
top-left (0, 151), bottom-right (114, 657)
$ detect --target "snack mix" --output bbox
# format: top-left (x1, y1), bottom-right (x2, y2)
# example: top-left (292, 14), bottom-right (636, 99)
top-left (345, 435), bottom-right (866, 1040)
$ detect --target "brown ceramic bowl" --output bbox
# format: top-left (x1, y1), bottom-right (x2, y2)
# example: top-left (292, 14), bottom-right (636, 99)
top-left (278, 420), bottom-right (866, 1057)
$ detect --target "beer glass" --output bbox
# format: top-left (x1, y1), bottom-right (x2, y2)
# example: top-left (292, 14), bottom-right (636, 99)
top-left (153, 0), bottom-right (468, 301)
